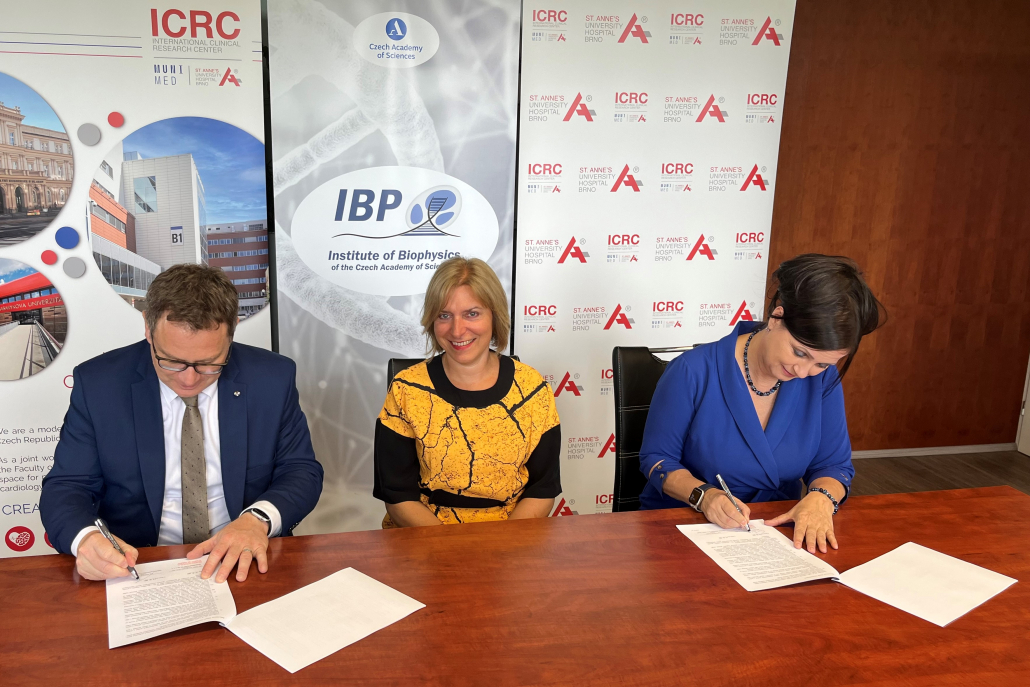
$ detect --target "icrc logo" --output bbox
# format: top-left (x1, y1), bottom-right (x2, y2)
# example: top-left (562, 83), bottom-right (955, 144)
top-left (292, 167), bottom-right (498, 296)
top-left (6, 526), bottom-right (34, 552)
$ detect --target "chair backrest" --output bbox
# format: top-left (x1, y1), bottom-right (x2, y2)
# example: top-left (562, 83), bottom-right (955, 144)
top-left (386, 355), bottom-right (520, 389)
top-left (611, 346), bottom-right (692, 512)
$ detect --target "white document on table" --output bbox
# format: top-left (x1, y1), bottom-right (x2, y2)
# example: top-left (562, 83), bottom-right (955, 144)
top-left (833, 541), bottom-right (1017, 627)
top-left (677, 520), bottom-right (840, 591)
top-left (106, 556), bottom-right (236, 649)
top-left (224, 567), bottom-right (426, 673)
top-left (678, 522), bottom-right (1018, 626)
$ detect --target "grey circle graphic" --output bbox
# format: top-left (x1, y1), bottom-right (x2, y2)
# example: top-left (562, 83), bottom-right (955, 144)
top-left (76, 123), bottom-right (102, 146)
top-left (63, 256), bottom-right (87, 278)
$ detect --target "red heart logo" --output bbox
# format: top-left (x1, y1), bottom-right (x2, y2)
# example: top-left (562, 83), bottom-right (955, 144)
top-left (5, 526), bottom-right (34, 552)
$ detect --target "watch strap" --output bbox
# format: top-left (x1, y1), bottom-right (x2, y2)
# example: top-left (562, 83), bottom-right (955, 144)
top-left (688, 483), bottom-right (718, 512)
top-left (242, 506), bottom-right (272, 534)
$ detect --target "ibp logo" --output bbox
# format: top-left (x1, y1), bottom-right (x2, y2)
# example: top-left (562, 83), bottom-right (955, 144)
top-left (218, 68), bottom-right (240, 87)
top-left (563, 93), bottom-right (596, 121)
top-left (618, 14), bottom-right (652, 43)
top-left (150, 9), bottom-right (241, 38)
top-left (604, 304), bottom-right (634, 330)
top-left (752, 17), bottom-right (783, 45)
top-left (740, 165), bottom-right (768, 191)
top-left (5, 526), bottom-right (34, 552)
top-left (696, 95), bottom-right (728, 122)
top-left (687, 234), bottom-right (717, 260)
top-left (611, 165), bottom-right (643, 192)
top-left (292, 166), bottom-right (498, 296)
top-left (558, 237), bottom-right (589, 263)
top-left (386, 17), bottom-right (407, 40)
top-left (598, 433), bottom-right (616, 457)
top-left (554, 372), bottom-right (584, 397)
top-left (731, 300), bottom-right (756, 325)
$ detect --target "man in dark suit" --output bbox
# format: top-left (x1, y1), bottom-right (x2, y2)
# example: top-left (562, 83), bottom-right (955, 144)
top-left (41, 264), bottom-right (323, 583)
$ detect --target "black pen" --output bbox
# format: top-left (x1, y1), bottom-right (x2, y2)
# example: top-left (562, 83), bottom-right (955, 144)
top-left (715, 474), bottom-right (751, 532)
top-left (94, 518), bottom-right (140, 580)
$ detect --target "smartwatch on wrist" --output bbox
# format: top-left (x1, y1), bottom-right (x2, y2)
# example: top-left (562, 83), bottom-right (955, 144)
top-left (242, 506), bottom-right (272, 535)
top-left (687, 483), bottom-right (718, 512)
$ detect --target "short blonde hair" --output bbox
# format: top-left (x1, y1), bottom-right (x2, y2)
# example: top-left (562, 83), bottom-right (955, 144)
top-left (421, 257), bottom-right (510, 354)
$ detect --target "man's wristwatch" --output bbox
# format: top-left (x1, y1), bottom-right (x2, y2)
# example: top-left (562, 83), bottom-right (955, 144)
top-left (687, 483), bottom-right (718, 512)
top-left (242, 507), bottom-right (272, 535)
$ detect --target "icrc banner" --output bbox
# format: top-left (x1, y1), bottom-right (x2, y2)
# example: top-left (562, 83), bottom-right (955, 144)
top-left (0, 0), bottom-right (270, 558)
top-left (513, 1), bottom-right (796, 516)
top-left (267, 0), bottom-right (520, 533)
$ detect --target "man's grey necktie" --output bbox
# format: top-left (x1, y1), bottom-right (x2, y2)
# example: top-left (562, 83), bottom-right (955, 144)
top-left (180, 395), bottom-right (210, 545)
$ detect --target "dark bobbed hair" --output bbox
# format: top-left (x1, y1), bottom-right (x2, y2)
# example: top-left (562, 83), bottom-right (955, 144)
top-left (767, 254), bottom-right (885, 380)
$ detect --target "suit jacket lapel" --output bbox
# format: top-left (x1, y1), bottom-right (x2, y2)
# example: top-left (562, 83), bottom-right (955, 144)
top-left (131, 344), bottom-right (165, 537)
top-left (219, 345), bottom-right (248, 518)
top-left (716, 329), bottom-right (780, 489)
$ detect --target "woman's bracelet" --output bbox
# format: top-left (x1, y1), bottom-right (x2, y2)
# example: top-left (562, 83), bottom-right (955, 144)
top-left (808, 487), bottom-right (839, 514)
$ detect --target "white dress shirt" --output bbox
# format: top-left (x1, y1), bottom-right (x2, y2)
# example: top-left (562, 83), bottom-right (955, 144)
top-left (71, 380), bottom-right (281, 556)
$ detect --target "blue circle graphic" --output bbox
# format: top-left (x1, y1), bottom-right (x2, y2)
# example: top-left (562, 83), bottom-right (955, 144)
top-left (386, 17), bottom-right (407, 41)
top-left (55, 226), bottom-right (80, 249)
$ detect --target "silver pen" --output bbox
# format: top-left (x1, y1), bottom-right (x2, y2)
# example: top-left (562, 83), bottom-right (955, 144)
top-left (94, 518), bottom-right (140, 580)
top-left (715, 474), bottom-right (751, 532)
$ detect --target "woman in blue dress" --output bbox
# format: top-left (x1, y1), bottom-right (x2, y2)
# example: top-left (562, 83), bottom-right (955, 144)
top-left (639, 254), bottom-right (884, 554)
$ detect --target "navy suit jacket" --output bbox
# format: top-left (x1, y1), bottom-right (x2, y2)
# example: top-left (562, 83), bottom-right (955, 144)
top-left (41, 340), bottom-right (324, 554)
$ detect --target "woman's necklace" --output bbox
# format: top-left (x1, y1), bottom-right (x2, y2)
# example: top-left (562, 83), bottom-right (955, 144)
top-left (743, 329), bottom-right (781, 397)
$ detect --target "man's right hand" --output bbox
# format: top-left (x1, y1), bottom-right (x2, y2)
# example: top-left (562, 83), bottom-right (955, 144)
top-left (75, 530), bottom-right (138, 580)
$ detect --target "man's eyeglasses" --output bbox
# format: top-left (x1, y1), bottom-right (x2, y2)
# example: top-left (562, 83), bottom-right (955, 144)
top-left (151, 339), bottom-right (232, 375)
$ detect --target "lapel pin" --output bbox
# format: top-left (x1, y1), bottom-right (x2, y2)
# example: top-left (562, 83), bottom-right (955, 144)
top-left (234, 391), bottom-right (241, 397)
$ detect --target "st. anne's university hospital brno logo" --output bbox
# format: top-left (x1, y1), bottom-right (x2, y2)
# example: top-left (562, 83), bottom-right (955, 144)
top-left (291, 167), bottom-right (499, 296)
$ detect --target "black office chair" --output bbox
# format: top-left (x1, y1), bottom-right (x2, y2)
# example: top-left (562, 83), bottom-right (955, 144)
top-left (387, 355), bottom-right (519, 389)
top-left (612, 346), bottom-right (694, 512)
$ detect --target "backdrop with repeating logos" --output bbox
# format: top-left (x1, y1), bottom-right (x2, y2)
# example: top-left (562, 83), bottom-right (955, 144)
top-left (513, 0), bottom-right (796, 517)
top-left (266, 0), bottom-right (522, 533)
top-left (0, 0), bottom-right (270, 558)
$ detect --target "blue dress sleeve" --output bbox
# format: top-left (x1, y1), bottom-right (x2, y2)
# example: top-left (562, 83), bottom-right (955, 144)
top-left (803, 367), bottom-right (855, 501)
top-left (638, 352), bottom-right (702, 496)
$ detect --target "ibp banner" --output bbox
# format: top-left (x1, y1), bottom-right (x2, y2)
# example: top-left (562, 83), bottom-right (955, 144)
top-left (0, 0), bottom-right (270, 557)
top-left (513, 1), bottom-right (796, 516)
top-left (267, 0), bottom-right (521, 533)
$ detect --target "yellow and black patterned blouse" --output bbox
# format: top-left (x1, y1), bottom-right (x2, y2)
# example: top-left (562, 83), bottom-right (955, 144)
top-left (374, 354), bottom-right (561, 526)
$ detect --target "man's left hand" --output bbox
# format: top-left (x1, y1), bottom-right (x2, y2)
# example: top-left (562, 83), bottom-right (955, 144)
top-left (186, 513), bottom-right (269, 582)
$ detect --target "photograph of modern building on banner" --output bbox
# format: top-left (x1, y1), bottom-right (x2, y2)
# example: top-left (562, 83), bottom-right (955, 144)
top-left (0, 257), bottom-right (66, 380)
top-left (88, 117), bottom-right (268, 318)
top-left (0, 72), bottom-right (74, 247)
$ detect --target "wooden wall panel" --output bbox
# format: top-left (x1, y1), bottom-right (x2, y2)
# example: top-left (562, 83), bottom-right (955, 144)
top-left (770, 1), bottom-right (1030, 449)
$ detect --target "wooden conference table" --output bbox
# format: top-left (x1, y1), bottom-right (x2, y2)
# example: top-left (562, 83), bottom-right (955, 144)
top-left (1, 486), bottom-right (1028, 686)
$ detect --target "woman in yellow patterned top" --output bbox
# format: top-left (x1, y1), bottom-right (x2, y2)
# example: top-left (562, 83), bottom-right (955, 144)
top-left (374, 257), bottom-right (561, 527)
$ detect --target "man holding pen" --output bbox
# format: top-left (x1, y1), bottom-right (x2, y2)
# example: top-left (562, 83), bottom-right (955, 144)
top-left (41, 264), bottom-right (323, 582)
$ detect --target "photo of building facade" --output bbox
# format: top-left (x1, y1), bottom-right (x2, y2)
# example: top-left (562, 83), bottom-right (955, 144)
top-left (0, 258), bottom-right (66, 381)
top-left (0, 73), bottom-right (74, 247)
top-left (88, 117), bottom-right (268, 319)
top-left (205, 220), bottom-right (269, 318)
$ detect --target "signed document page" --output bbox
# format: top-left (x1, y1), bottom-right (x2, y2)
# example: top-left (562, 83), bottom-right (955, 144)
top-left (225, 567), bottom-right (426, 673)
top-left (677, 520), bottom-right (840, 592)
top-left (106, 556), bottom-right (236, 648)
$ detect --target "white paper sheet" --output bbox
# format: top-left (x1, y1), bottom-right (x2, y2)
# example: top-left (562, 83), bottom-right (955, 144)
top-left (106, 556), bottom-right (236, 648)
top-left (677, 520), bottom-right (840, 592)
top-left (224, 567), bottom-right (426, 673)
top-left (836, 542), bottom-right (1018, 627)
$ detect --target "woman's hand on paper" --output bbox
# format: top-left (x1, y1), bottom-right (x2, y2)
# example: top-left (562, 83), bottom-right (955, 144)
top-left (766, 493), bottom-right (837, 554)
top-left (701, 491), bottom-right (751, 530)
top-left (187, 513), bottom-right (269, 583)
